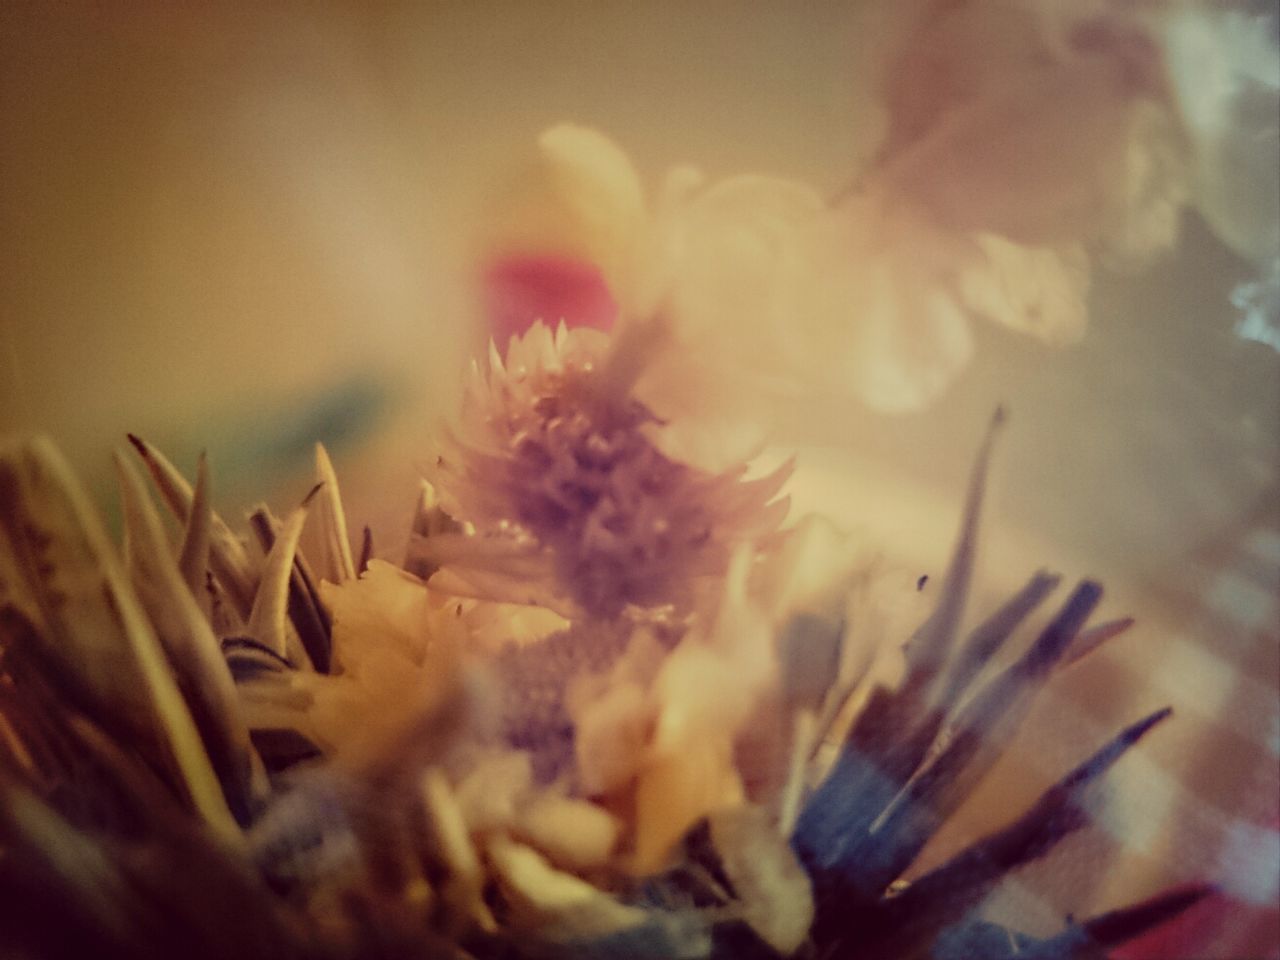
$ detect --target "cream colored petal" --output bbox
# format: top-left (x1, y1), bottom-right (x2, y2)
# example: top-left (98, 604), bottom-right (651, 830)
top-left (752, 513), bottom-right (869, 622)
top-left (626, 163), bottom-right (706, 318)
top-left (116, 451), bottom-right (264, 815)
top-left (843, 257), bottom-right (976, 413)
top-left (567, 627), bottom-right (670, 797)
top-left (127, 434), bottom-right (258, 619)
top-left (515, 793), bottom-right (620, 871)
top-left (637, 174), bottom-right (978, 429)
top-left (462, 600), bottom-right (568, 651)
top-left (0, 438), bottom-right (240, 843)
top-left (628, 174), bottom-right (837, 457)
top-left (875, 0), bottom-right (1050, 160)
top-left (319, 559), bottom-right (435, 672)
top-left (454, 751), bottom-right (534, 834)
top-left (176, 451), bottom-right (212, 609)
top-left (632, 739), bottom-right (743, 873)
top-left (708, 807), bottom-right (815, 955)
top-left (662, 173), bottom-right (827, 359)
top-left (488, 124), bottom-right (646, 294)
top-left (313, 443), bottom-right (356, 585)
top-left (572, 680), bottom-right (653, 797)
top-left (1096, 103), bottom-right (1191, 269)
top-left (246, 492), bottom-right (317, 667)
top-left (957, 234), bottom-right (1091, 346)
top-left (629, 555), bottom-right (777, 870)
top-left (419, 768), bottom-right (496, 932)
top-left (486, 835), bottom-right (650, 939)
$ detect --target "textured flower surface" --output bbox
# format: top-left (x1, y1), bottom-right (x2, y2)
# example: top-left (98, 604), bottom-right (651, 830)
top-left (0, 427), bottom-right (1216, 960)
top-left (419, 321), bottom-right (791, 619)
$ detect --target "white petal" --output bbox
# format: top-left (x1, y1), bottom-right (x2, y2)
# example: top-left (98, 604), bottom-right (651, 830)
top-left (843, 256), bottom-right (975, 413)
top-left (666, 173), bottom-right (827, 354)
top-left (633, 176), bottom-right (980, 432)
top-left (753, 513), bottom-right (868, 621)
top-left (957, 234), bottom-right (1090, 345)
top-left (1094, 103), bottom-right (1190, 269)
top-left (483, 124), bottom-right (646, 299)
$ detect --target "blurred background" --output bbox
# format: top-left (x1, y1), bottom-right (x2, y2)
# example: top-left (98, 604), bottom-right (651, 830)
top-left (1, 3), bottom-right (1276, 956)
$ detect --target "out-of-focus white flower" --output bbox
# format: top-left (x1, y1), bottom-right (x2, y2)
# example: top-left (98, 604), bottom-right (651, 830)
top-left (876, 0), bottom-right (1280, 327)
top-left (484, 126), bottom-right (988, 462)
top-left (482, 122), bottom-right (1091, 466)
top-left (634, 175), bottom-right (984, 457)
top-left (480, 4), bottom-right (1277, 459)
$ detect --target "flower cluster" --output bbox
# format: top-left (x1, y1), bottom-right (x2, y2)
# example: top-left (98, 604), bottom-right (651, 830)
top-left (0, 418), bottom-right (1206, 960)
top-left (481, 2), bottom-right (1279, 461)
top-left (418, 322), bottom-right (791, 620)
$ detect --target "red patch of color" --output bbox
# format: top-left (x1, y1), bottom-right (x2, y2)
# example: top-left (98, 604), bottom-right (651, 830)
top-left (1111, 886), bottom-right (1280, 960)
top-left (1114, 819), bottom-right (1280, 960)
top-left (483, 255), bottom-right (618, 345)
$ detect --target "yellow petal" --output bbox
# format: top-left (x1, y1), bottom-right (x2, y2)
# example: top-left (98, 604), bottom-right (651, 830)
top-left (632, 739), bottom-right (743, 873)
top-left (573, 681), bottom-right (652, 796)
top-left (320, 559), bottom-right (434, 672)
top-left (516, 793), bottom-right (620, 870)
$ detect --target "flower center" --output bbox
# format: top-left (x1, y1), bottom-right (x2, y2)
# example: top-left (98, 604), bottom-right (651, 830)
top-left (502, 368), bottom-right (714, 619)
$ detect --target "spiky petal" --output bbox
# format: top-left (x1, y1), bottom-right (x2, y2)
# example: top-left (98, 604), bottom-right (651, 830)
top-left (422, 323), bottom-right (791, 619)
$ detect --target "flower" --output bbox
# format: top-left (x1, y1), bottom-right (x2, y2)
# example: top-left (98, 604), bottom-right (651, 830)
top-left (0, 430), bottom-right (1216, 959)
top-left (478, 5), bottom-right (1276, 464)
top-left (483, 126), bottom-right (988, 462)
top-left (483, 254), bottom-right (618, 346)
top-left (416, 321), bottom-right (792, 620)
top-left (480, 121), bottom-right (1091, 464)
top-left (1160, 3), bottom-right (1280, 344)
